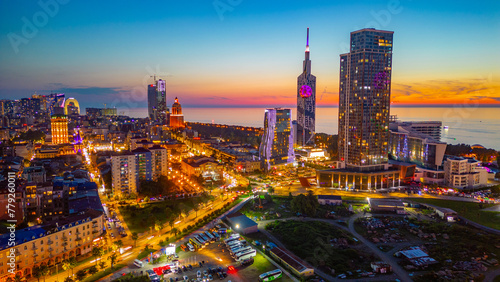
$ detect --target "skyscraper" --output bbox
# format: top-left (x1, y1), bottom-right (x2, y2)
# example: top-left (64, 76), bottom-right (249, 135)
top-left (147, 79), bottom-right (169, 124)
top-left (296, 28), bottom-right (316, 146)
top-left (259, 108), bottom-right (295, 170)
top-left (338, 28), bottom-right (394, 172)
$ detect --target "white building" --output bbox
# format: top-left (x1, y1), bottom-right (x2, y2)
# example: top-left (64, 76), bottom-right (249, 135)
top-left (111, 152), bottom-right (137, 196)
top-left (149, 145), bottom-right (168, 180)
top-left (444, 156), bottom-right (488, 189)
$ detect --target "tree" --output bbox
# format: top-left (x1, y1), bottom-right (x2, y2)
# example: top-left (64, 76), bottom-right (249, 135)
top-left (39, 265), bottom-right (49, 282)
top-left (171, 227), bottom-right (179, 238)
top-left (108, 253), bottom-right (118, 269)
top-left (192, 203), bottom-right (200, 218)
top-left (131, 232), bottom-right (139, 248)
top-left (112, 240), bottom-right (123, 252)
top-left (13, 273), bottom-right (22, 282)
top-left (91, 246), bottom-right (104, 265)
top-left (32, 266), bottom-right (43, 282)
top-left (168, 217), bottom-right (176, 231)
top-left (64, 277), bottom-right (74, 282)
top-left (68, 258), bottom-right (77, 277)
top-left (75, 270), bottom-right (86, 281)
top-left (62, 260), bottom-right (71, 278)
top-left (154, 220), bottom-right (163, 235)
top-left (264, 193), bottom-right (273, 204)
top-left (288, 192), bottom-right (293, 201)
top-left (88, 265), bottom-right (98, 275)
top-left (267, 186), bottom-right (275, 195)
top-left (98, 261), bottom-right (107, 270)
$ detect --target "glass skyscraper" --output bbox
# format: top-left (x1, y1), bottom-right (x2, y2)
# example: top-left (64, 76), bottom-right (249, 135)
top-left (147, 79), bottom-right (169, 124)
top-left (338, 28), bottom-right (394, 172)
top-left (259, 108), bottom-right (295, 170)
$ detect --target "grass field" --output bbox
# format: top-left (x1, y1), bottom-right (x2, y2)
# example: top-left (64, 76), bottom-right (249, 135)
top-left (408, 198), bottom-right (500, 230)
top-left (82, 264), bottom-right (127, 282)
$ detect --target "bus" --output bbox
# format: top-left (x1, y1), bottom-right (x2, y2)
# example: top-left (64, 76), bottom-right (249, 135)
top-left (259, 269), bottom-right (283, 281)
top-left (235, 249), bottom-right (257, 262)
top-left (231, 246), bottom-right (252, 257)
top-left (224, 234), bottom-right (240, 244)
top-left (226, 239), bottom-right (241, 247)
top-left (212, 231), bottom-right (220, 239)
top-left (200, 233), bottom-right (209, 243)
top-left (196, 235), bottom-right (208, 246)
top-left (133, 259), bottom-right (144, 268)
top-left (189, 239), bottom-right (200, 250)
top-left (186, 242), bottom-right (195, 252)
top-left (204, 231), bottom-right (215, 241)
top-left (228, 243), bottom-right (244, 251)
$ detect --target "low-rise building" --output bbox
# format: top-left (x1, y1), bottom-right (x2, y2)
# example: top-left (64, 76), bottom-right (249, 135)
top-left (368, 198), bottom-right (405, 214)
top-left (269, 247), bottom-right (314, 278)
top-left (226, 212), bottom-right (258, 234)
top-left (317, 195), bottom-right (342, 205)
top-left (181, 156), bottom-right (223, 182)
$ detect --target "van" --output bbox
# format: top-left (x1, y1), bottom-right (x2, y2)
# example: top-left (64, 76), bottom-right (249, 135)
top-left (134, 259), bottom-right (143, 268)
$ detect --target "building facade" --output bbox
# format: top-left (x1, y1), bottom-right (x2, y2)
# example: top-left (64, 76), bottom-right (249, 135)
top-left (149, 145), bottom-right (168, 181)
top-left (132, 148), bottom-right (152, 184)
top-left (111, 153), bottom-right (137, 196)
top-left (50, 114), bottom-right (68, 145)
top-left (0, 210), bottom-right (104, 280)
top-left (296, 28), bottom-right (316, 146)
top-left (338, 28), bottom-right (394, 172)
top-left (259, 108), bottom-right (295, 170)
top-left (444, 156), bottom-right (488, 189)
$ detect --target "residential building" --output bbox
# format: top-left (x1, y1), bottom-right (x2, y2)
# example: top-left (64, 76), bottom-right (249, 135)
top-left (132, 148), bottom-right (152, 183)
top-left (23, 166), bottom-right (46, 183)
top-left (147, 79), bottom-right (169, 125)
top-left (296, 28), bottom-right (316, 146)
top-left (111, 152), bottom-right (137, 196)
top-left (149, 145), bottom-right (168, 180)
top-left (444, 156), bottom-right (488, 189)
top-left (338, 28), bottom-right (394, 171)
top-left (0, 209), bottom-right (105, 280)
top-left (259, 108), bottom-right (295, 171)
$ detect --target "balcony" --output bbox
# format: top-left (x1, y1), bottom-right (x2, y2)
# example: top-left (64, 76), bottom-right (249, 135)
top-left (47, 240), bottom-right (54, 245)
top-left (48, 248), bottom-right (53, 252)
top-left (75, 237), bottom-right (82, 241)
top-left (62, 242), bottom-right (68, 246)
top-left (92, 224), bottom-right (98, 228)
top-left (33, 253), bottom-right (38, 257)
top-left (32, 246), bottom-right (38, 250)
top-left (76, 231), bottom-right (81, 235)
top-left (62, 237), bottom-right (68, 241)
top-left (92, 220), bottom-right (98, 224)
top-left (92, 230), bottom-right (99, 234)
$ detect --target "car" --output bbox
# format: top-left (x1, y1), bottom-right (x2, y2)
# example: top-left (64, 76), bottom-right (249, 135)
top-left (198, 262), bottom-right (203, 267)
top-left (218, 273), bottom-right (224, 280)
top-left (169, 278), bottom-right (174, 282)
top-left (197, 270), bottom-right (202, 278)
top-left (182, 275), bottom-right (188, 281)
top-left (182, 265), bottom-right (187, 272)
top-left (188, 264), bottom-right (193, 270)
top-left (203, 270), bottom-right (208, 276)
top-left (208, 274), bottom-right (213, 281)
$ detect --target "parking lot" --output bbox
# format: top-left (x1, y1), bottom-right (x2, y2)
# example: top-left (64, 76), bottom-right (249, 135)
top-left (141, 229), bottom-right (293, 282)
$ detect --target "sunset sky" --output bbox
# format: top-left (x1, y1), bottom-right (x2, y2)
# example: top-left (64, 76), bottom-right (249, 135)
top-left (0, 0), bottom-right (499, 109)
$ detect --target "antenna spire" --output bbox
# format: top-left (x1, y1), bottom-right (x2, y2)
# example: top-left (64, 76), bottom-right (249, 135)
top-left (306, 27), bottom-right (309, 47)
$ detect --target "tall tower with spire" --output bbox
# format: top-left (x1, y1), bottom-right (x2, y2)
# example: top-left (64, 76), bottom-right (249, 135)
top-left (296, 27), bottom-right (316, 146)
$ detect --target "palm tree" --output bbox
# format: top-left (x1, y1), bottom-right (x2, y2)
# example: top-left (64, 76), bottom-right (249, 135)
top-left (68, 258), bottom-right (77, 277)
top-left (192, 204), bottom-right (200, 218)
top-left (108, 253), bottom-right (118, 269)
top-left (98, 261), bottom-right (107, 270)
top-left (13, 274), bottom-right (22, 282)
top-left (62, 260), bottom-right (71, 278)
top-left (40, 265), bottom-right (50, 282)
top-left (112, 240), bottom-right (123, 252)
top-left (168, 217), bottom-right (176, 231)
top-left (131, 232), bottom-right (139, 248)
top-left (91, 246), bottom-right (104, 265)
top-left (33, 266), bottom-right (42, 282)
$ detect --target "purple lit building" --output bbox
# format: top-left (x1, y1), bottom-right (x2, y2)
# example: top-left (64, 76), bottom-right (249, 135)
top-left (296, 28), bottom-right (316, 146)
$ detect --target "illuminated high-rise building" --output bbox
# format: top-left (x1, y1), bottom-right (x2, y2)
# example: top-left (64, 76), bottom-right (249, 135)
top-left (51, 112), bottom-right (68, 144)
top-left (147, 79), bottom-right (169, 124)
top-left (259, 108), bottom-right (295, 170)
top-left (170, 97), bottom-right (185, 128)
top-left (338, 28), bottom-right (394, 171)
top-left (296, 28), bottom-right (317, 147)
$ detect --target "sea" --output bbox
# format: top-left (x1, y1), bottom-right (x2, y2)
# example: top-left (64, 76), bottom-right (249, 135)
top-left (121, 107), bottom-right (500, 150)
